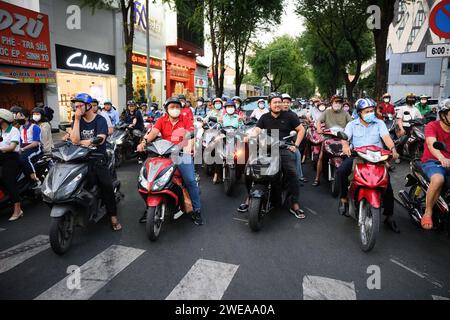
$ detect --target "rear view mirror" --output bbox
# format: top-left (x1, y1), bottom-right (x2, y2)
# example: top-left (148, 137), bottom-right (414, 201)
top-left (209, 117), bottom-right (217, 123)
top-left (91, 136), bottom-right (103, 146)
top-left (433, 141), bottom-right (447, 151)
top-left (337, 131), bottom-right (348, 141)
top-left (58, 124), bottom-right (70, 132)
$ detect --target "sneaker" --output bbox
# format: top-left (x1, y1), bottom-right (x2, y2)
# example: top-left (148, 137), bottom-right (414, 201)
top-left (289, 208), bottom-right (306, 219)
top-left (338, 200), bottom-right (349, 216)
top-left (138, 159), bottom-right (143, 165)
top-left (173, 210), bottom-right (184, 220)
top-left (237, 204), bottom-right (249, 212)
top-left (192, 210), bottom-right (203, 226)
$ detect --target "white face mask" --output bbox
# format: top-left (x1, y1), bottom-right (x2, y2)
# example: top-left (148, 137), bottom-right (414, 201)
top-left (32, 114), bottom-right (41, 122)
top-left (168, 108), bottom-right (181, 118)
top-left (197, 101), bottom-right (203, 107)
top-left (332, 104), bottom-right (342, 111)
top-left (383, 98), bottom-right (390, 103)
top-left (258, 103), bottom-right (265, 109)
top-left (420, 99), bottom-right (427, 104)
top-left (226, 107), bottom-right (235, 115)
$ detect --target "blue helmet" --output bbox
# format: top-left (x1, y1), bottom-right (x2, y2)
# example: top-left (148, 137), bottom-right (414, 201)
top-left (355, 98), bottom-right (376, 113)
top-left (71, 93), bottom-right (93, 104)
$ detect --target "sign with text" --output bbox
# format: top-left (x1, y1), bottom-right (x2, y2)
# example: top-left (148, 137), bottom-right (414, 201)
top-left (0, 2), bottom-right (51, 69)
top-left (0, 67), bottom-right (56, 83)
top-left (426, 43), bottom-right (450, 58)
top-left (131, 53), bottom-right (163, 70)
top-left (56, 44), bottom-right (116, 75)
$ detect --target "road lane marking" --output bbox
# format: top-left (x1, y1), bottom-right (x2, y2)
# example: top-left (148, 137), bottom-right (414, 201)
top-left (35, 245), bottom-right (145, 300)
top-left (302, 275), bottom-right (357, 300)
top-left (232, 218), bottom-right (248, 223)
top-left (0, 235), bottom-right (49, 274)
top-left (305, 207), bottom-right (318, 215)
top-left (390, 257), bottom-right (444, 289)
top-left (166, 259), bottom-right (239, 300)
top-left (0, 228), bottom-right (5, 232)
top-left (432, 295), bottom-right (450, 300)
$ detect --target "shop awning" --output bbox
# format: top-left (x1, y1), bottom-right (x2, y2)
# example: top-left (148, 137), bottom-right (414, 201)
top-left (0, 67), bottom-right (56, 84)
top-left (0, 76), bottom-right (19, 84)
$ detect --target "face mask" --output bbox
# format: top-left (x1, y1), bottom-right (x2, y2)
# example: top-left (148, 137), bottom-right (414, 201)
top-left (235, 103), bottom-right (240, 109)
top-left (226, 107), bottom-right (235, 115)
top-left (318, 106), bottom-right (326, 112)
top-left (332, 104), bottom-right (342, 111)
top-left (420, 99), bottom-right (427, 104)
top-left (383, 98), bottom-right (390, 103)
top-left (343, 106), bottom-right (350, 112)
top-left (362, 112), bottom-right (376, 123)
top-left (214, 104), bottom-right (222, 110)
top-left (32, 115), bottom-right (41, 122)
top-left (168, 108), bottom-right (181, 118)
top-left (197, 101), bottom-right (203, 107)
top-left (181, 102), bottom-right (186, 107)
top-left (17, 119), bottom-right (26, 125)
top-left (407, 100), bottom-right (415, 106)
top-left (258, 103), bottom-right (265, 109)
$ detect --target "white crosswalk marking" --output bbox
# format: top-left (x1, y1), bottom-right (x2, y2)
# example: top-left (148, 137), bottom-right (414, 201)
top-left (302, 275), bottom-right (357, 300)
top-left (166, 259), bottom-right (239, 300)
top-left (35, 245), bottom-right (145, 300)
top-left (0, 228), bottom-right (5, 232)
top-left (432, 295), bottom-right (450, 300)
top-left (0, 235), bottom-right (50, 274)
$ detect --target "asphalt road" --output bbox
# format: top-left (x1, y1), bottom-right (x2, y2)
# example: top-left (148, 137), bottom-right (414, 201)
top-left (0, 157), bottom-right (449, 300)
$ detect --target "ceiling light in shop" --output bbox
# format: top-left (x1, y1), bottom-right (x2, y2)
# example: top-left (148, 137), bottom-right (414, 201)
top-left (178, 48), bottom-right (183, 51)
top-left (188, 51), bottom-right (192, 53)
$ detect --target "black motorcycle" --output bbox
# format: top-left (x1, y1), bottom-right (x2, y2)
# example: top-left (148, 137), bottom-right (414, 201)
top-left (108, 123), bottom-right (144, 167)
top-left (246, 131), bottom-right (296, 231)
top-left (398, 141), bottom-right (450, 236)
top-left (41, 138), bottom-right (123, 255)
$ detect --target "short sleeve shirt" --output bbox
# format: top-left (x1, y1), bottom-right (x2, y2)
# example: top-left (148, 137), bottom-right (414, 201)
top-left (344, 118), bottom-right (389, 149)
top-left (421, 120), bottom-right (450, 163)
top-left (77, 115), bottom-right (108, 155)
top-left (20, 123), bottom-right (41, 146)
top-left (318, 109), bottom-right (352, 129)
top-left (0, 124), bottom-right (20, 152)
top-left (397, 105), bottom-right (422, 127)
top-left (153, 114), bottom-right (194, 145)
top-left (256, 111), bottom-right (300, 140)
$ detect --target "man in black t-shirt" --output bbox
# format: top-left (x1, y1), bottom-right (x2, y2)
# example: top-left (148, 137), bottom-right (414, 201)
top-left (70, 93), bottom-right (122, 231)
top-left (238, 93), bottom-right (306, 218)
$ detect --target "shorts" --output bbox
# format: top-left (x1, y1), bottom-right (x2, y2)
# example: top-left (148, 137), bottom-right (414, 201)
top-left (422, 160), bottom-right (450, 179)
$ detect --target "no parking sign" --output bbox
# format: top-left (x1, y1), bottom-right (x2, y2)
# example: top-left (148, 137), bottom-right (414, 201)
top-left (430, 0), bottom-right (450, 38)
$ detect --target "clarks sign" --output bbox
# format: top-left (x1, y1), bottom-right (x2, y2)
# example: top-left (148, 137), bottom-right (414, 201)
top-left (55, 44), bottom-right (115, 75)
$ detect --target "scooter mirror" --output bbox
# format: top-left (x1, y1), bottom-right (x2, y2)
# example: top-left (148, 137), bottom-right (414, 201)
top-left (433, 141), bottom-right (447, 151)
top-left (91, 136), bottom-right (104, 145)
top-left (58, 124), bottom-right (69, 132)
top-left (209, 117), bottom-right (218, 123)
top-left (337, 131), bottom-right (349, 141)
top-left (185, 131), bottom-right (195, 140)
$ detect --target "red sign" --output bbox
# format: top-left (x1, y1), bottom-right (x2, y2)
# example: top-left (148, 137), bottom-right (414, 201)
top-left (430, 0), bottom-right (450, 39)
top-left (131, 53), bottom-right (163, 69)
top-left (0, 2), bottom-right (52, 69)
top-left (0, 67), bottom-right (56, 83)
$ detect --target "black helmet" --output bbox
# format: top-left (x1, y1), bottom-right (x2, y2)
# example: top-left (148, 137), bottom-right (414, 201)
top-left (164, 97), bottom-right (182, 110)
top-left (10, 106), bottom-right (23, 115)
top-left (197, 97), bottom-right (204, 102)
top-left (91, 98), bottom-right (99, 104)
top-left (31, 107), bottom-right (46, 119)
top-left (268, 92), bottom-right (282, 103)
top-left (177, 94), bottom-right (187, 101)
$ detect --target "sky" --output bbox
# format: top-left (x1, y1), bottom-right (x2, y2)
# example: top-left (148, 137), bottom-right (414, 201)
top-left (197, 0), bottom-right (306, 67)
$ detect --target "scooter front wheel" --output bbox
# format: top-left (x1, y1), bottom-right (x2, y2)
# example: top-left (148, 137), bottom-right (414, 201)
top-left (146, 205), bottom-right (164, 241)
top-left (248, 198), bottom-right (263, 232)
top-left (49, 213), bottom-right (74, 256)
top-left (224, 166), bottom-right (236, 196)
top-left (331, 169), bottom-right (339, 198)
top-left (358, 199), bottom-right (380, 252)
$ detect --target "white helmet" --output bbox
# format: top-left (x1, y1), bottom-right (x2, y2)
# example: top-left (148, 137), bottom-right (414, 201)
top-left (0, 108), bottom-right (14, 123)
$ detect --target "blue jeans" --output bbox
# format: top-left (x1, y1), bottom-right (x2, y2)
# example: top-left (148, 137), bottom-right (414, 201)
top-left (294, 149), bottom-right (303, 178)
top-left (177, 154), bottom-right (201, 211)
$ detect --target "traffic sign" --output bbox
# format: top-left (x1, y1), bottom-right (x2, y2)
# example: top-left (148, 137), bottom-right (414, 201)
top-left (430, 0), bottom-right (450, 39)
top-left (426, 43), bottom-right (450, 58)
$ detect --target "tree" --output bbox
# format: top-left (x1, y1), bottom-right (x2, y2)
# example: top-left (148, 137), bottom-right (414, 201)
top-left (81, 0), bottom-right (136, 102)
top-left (247, 36), bottom-right (315, 97)
top-left (296, 0), bottom-right (374, 103)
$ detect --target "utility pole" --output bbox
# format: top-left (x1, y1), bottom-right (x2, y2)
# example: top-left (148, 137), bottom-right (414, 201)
top-left (439, 38), bottom-right (450, 104)
top-left (145, 0), bottom-right (151, 105)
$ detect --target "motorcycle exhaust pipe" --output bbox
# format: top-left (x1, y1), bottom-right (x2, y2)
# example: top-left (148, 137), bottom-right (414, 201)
top-left (398, 190), bottom-right (413, 210)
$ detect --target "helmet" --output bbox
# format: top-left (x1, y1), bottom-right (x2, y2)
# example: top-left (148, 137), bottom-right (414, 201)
top-left (355, 98), bottom-right (376, 113)
top-left (127, 100), bottom-right (136, 106)
top-left (419, 94), bottom-right (429, 99)
top-left (71, 93), bottom-right (93, 104)
top-left (10, 106), bottom-right (23, 114)
top-left (439, 99), bottom-right (450, 113)
top-left (382, 93), bottom-right (391, 98)
top-left (406, 92), bottom-right (415, 98)
top-left (281, 93), bottom-right (292, 101)
top-left (0, 109), bottom-right (14, 123)
top-left (104, 99), bottom-right (112, 105)
top-left (212, 97), bottom-right (223, 105)
top-left (163, 97), bottom-right (182, 110)
top-left (268, 92), bottom-right (282, 103)
top-left (177, 94), bottom-right (186, 101)
top-left (91, 98), bottom-right (99, 104)
top-left (330, 95), bottom-right (344, 103)
top-left (31, 107), bottom-right (46, 119)
top-left (257, 98), bottom-right (265, 104)
top-left (197, 97), bottom-right (204, 102)
top-left (231, 96), bottom-right (242, 103)
top-left (151, 102), bottom-right (159, 108)
top-left (224, 99), bottom-right (236, 108)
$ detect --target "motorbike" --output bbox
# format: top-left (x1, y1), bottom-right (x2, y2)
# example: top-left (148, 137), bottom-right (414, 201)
top-left (306, 123), bottom-right (325, 170)
top-left (398, 141), bottom-right (450, 236)
top-left (202, 117), bottom-right (222, 177)
top-left (338, 132), bottom-right (392, 252)
top-left (107, 122), bottom-right (144, 167)
top-left (246, 131), bottom-right (297, 232)
top-left (383, 113), bottom-right (396, 139)
top-left (41, 137), bottom-right (123, 255)
top-left (321, 127), bottom-right (345, 197)
top-left (138, 133), bottom-right (196, 241)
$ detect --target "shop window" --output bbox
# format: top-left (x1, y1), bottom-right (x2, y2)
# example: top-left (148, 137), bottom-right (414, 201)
top-left (401, 63), bottom-right (425, 75)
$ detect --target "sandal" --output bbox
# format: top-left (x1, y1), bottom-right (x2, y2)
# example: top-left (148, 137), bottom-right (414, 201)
top-left (111, 218), bottom-right (122, 231)
top-left (312, 179), bottom-right (320, 187)
top-left (420, 215), bottom-right (433, 230)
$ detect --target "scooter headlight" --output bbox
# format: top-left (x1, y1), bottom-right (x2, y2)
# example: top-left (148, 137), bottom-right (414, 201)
top-left (139, 166), bottom-right (148, 190)
top-left (151, 167), bottom-right (174, 191)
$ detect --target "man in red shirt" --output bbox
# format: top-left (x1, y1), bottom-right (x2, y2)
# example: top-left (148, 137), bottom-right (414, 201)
top-left (177, 94), bottom-right (194, 125)
top-left (138, 97), bottom-right (202, 225)
top-left (376, 93), bottom-right (395, 120)
top-left (420, 100), bottom-right (450, 230)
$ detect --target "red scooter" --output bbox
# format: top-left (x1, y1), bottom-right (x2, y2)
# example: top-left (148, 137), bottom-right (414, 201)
top-left (306, 123), bottom-right (325, 169)
top-left (322, 127), bottom-right (345, 197)
top-left (341, 140), bottom-right (392, 252)
top-left (138, 134), bottom-right (195, 241)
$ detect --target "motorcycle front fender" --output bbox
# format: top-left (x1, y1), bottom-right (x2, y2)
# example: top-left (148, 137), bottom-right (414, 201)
top-left (250, 185), bottom-right (267, 199)
top-left (146, 194), bottom-right (164, 207)
top-left (50, 205), bottom-right (76, 218)
top-left (357, 188), bottom-right (382, 209)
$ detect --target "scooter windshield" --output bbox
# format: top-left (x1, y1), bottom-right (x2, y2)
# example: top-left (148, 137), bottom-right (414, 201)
top-left (52, 143), bottom-right (90, 162)
top-left (149, 139), bottom-right (176, 156)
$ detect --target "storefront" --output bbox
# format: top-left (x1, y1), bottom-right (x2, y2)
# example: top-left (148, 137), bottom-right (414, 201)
top-left (166, 49), bottom-right (196, 98)
top-left (55, 44), bottom-right (117, 123)
top-left (131, 53), bottom-right (164, 105)
top-left (0, 2), bottom-right (53, 111)
top-left (195, 62), bottom-right (209, 99)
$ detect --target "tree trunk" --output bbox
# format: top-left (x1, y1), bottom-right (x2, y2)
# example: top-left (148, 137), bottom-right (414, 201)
top-left (121, 0), bottom-right (135, 102)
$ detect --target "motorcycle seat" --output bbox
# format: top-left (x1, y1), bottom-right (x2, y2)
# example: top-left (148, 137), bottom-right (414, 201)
top-left (412, 159), bottom-right (429, 182)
